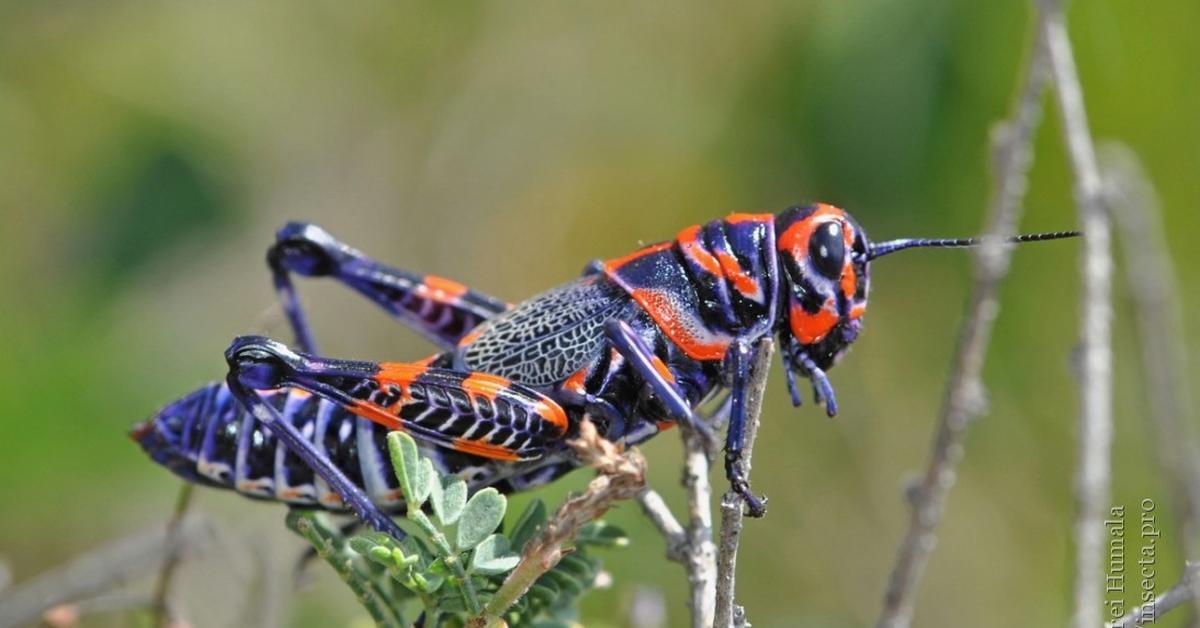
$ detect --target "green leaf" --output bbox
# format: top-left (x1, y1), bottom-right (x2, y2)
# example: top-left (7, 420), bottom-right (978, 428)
top-left (456, 488), bottom-right (506, 551)
top-left (555, 553), bottom-right (595, 581)
top-left (411, 457), bottom-right (435, 506)
top-left (470, 534), bottom-right (520, 575)
top-left (509, 499), bottom-right (547, 551)
top-left (426, 556), bottom-right (450, 576)
top-left (387, 432), bottom-right (421, 506)
top-left (412, 565), bottom-right (445, 594)
top-left (527, 583), bottom-right (558, 608)
top-left (349, 536), bottom-right (379, 556)
top-left (543, 570), bottom-right (584, 597)
top-left (576, 521), bottom-right (630, 548)
top-left (431, 475), bottom-right (468, 526)
top-left (438, 594), bottom-right (468, 613)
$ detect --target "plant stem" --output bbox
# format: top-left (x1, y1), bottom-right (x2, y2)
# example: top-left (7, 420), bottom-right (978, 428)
top-left (286, 511), bottom-right (404, 628)
top-left (152, 483), bottom-right (194, 627)
top-left (408, 508), bottom-right (480, 615)
top-left (714, 338), bottom-right (773, 628)
top-left (1038, 1), bottom-right (1115, 625)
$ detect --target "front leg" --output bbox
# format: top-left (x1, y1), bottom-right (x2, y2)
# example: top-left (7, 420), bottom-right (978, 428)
top-left (723, 339), bottom-right (768, 517)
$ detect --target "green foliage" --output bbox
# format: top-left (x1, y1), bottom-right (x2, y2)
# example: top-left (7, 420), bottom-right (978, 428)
top-left (288, 432), bottom-right (627, 627)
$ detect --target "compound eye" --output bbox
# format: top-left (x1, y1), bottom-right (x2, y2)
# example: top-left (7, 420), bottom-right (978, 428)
top-left (808, 221), bottom-right (845, 279)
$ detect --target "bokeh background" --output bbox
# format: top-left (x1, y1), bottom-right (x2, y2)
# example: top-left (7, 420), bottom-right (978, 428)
top-left (2, 1), bottom-right (1198, 626)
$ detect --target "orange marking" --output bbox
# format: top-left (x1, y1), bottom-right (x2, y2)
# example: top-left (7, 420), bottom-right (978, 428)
top-left (534, 400), bottom-right (569, 432)
top-left (650, 355), bottom-right (676, 384)
top-left (321, 493), bottom-right (345, 506)
top-left (603, 241), bottom-right (673, 272)
top-left (656, 420), bottom-right (676, 432)
top-left (462, 372), bottom-right (512, 402)
top-left (349, 400), bottom-right (405, 430)
top-left (279, 488), bottom-right (306, 500)
top-left (715, 250), bottom-right (762, 300)
top-left (677, 224), bottom-right (723, 276)
top-left (849, 303), bottom-right (867, 320)
top-left (778, 205), bottom-right (846, 255)
top-left (840, 265), bottom-right (857, 299)
top-left (458, 326), bottom-right (486, 347)
top-left (724, 213), bottom-right (772, 224)
top-left (629, 288), bottom-right (729, 360)
top-left (563, 368), bottom-right (589, 394)
top-left (790, 302), bottom-right (839, 344)
top-left (452, 437), bottom-right (521, 461)
top-left (422, 275), bottom-right (469, 299)
top-left (841, 221), bottom-right (856, 248)
top-left (377, 362), bottom-right (428, 382)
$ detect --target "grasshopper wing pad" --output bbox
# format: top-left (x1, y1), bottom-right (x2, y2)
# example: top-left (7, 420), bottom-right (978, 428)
top-left (460, 277), bottom-right (626, 386)
top-left (351, 363), bottom-right (568, 462)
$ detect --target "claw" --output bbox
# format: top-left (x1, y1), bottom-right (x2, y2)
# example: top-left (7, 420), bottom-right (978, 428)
top-left (732, 478), bottom-right (769, 518)
top-left (726, 453), bottom-right (769, 517)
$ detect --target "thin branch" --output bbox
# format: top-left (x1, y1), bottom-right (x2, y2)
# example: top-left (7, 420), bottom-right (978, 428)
top-left (1102, 145), bottom-right (1200, 558)
top-left (0, 515), bottom-right (214, 628)
top-left (715, 338), bottom-right (774, 628)
top-left (1039, 2), bottom-right (1116, 626)
top-left (638, 489), bottom-right (688, 563)
top-left (1108, 562), bottom-right (1200, 628)
top-left (152, 483), bottom-right (194, 628)
top-left (286, 511), bottom-right (404, 628)
top-left (876, 20), bottom-right (1052, 628)
top-left (680, 412), bottom-right (718, 628)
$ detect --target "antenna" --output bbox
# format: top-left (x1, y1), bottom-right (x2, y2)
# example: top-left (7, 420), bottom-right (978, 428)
top-left (866, 230), bottom-right (1081, 261)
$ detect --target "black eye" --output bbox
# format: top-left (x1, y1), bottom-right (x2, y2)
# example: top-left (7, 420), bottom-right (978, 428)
top-left (808, 222), bottom-right (845, 279)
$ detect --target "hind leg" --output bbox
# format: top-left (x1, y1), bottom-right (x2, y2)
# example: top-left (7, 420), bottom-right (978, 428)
top-left (267, 222), bottom-right (510, 353)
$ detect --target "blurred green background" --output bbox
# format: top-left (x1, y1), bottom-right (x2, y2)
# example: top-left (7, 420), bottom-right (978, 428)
top-left (2, 1), bottom-right (1197, 626)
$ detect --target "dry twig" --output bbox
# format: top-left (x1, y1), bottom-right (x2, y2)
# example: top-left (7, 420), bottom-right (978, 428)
top-left (635, 340), bottom-right (774, 628)
top-left (474, 419), bottom-right (646, 626)
top-left (638, 489), bottom-right (688, 563)
top-left (152, 483), bottom-right (195, 628)
top-left (1107, 562), bottom-right (1200, 628)
top-left (1103, 145), bottom-right (1200, 620)
top-left (1038, 1), bottom-right (1116, 625)
top-left (715, 338), bottom-right (774, 628)
top-left (679, 407), bottom-right (718, 628)
top-left (0, 515), bottom-right (213, 628)
top-left (876, 20), bottom-right (1052, 628)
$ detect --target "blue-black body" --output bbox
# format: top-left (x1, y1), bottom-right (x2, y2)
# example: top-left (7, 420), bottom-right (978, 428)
top-left (134, 204), bottom-right (1077, 529)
